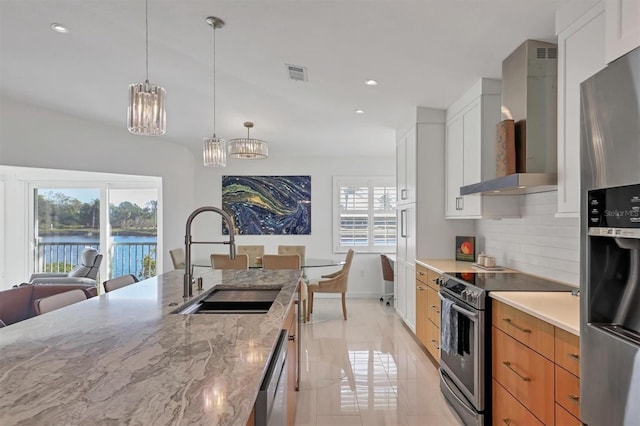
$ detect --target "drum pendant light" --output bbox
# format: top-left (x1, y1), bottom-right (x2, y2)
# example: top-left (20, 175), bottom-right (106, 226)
top-left (229, 121), bottom-right (269, 159)
top-left (202, 16), bottom-right (226, 167)
top-left (127, 0), bottom-right (166, 136)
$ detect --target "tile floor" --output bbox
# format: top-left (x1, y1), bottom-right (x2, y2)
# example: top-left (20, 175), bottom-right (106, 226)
top-left (295, 298), bottom-right (463, 426)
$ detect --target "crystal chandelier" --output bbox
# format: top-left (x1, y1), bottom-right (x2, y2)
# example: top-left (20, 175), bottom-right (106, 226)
top-left (203, 16), bottom-right (226, 167)
top-left (229, 122), bottom-right (269, 159)
top-left (127, 0), bottom-right (166, 136)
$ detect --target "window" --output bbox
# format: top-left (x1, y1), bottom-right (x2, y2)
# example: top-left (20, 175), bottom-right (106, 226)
top-left (333, 176), bottom-right (396, 253)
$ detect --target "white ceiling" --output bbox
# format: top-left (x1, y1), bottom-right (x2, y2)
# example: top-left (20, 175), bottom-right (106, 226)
top-left (0, 0), bottom-right (573, 158)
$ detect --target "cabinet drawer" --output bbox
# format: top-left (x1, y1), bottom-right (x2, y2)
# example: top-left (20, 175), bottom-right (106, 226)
top-left (416, 264), bottom-right (429, 286)
top-left (492, 327), bottom-right (554, 425)
top-left (493, 300), bottom-right (555, 360)
top-left (426, 286), bottom-right (441, 327)
top-left (426, 269), bottom-right (440, 291)
top-left (426, 319), bottom-right (440, 363)
top-left (555, 365), bottom-right (581, 420)
top-left (556, 403), bottom-right (581, 426)
top-left (492, 379), bottom-right (544, 426)
top-left (555, 327), bottom-right (580, 377)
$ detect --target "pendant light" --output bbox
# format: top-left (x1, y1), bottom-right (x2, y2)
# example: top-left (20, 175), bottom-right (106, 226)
top-left (202, 17), bottom-right (226, 167)
top-left (229, 121), bottom-right (269, 159)
top-left (127, 0), bottom-right (166, 136)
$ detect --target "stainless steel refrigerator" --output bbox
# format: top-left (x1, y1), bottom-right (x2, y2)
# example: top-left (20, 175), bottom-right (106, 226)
top-left (580, 46), bottom-right (640, 425)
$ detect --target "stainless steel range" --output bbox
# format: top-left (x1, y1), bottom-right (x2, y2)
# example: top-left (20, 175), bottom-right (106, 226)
top-left (437, 272), bottom-right (574, 425)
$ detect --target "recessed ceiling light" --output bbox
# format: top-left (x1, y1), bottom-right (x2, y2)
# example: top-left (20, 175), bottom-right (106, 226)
top-left (51, 23), bottom-right (69, 33)
top-left (355, 109), bottom-right (365, 114)
top-left (364, 79), bottom-right (378, 86)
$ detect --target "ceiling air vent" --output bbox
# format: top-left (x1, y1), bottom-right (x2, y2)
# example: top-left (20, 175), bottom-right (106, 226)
top-left (286, 64), bottom-right (308, 82)
top-left (536, 47), bottom-right (558, 59)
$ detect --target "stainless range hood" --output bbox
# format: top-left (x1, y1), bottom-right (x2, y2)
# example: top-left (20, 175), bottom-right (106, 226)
top-left (461, 40), bottom-right (558, 196)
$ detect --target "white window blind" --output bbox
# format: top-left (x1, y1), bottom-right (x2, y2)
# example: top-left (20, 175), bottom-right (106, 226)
top-left (333, 176), bottom-right (396, 253)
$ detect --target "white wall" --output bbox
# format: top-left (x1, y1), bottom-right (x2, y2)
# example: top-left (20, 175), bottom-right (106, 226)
top-left (0, 97), bottom-right (195, 287)
top-left (0, 96), bottom-right (397, 297)
top-left (475, 191), bottom-right (580, 286)
top-left (192, 156), bottom-right (395, 298)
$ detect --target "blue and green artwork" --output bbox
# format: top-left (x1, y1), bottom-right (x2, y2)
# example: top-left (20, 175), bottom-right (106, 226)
top-left (222, 176), bottom-right (311, 235)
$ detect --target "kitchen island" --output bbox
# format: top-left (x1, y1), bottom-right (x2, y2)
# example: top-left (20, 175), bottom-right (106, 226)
top-left (0, 268), bottom-right (301, 425)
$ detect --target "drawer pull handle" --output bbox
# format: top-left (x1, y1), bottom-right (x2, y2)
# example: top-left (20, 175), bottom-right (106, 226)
top-left (288, 335), bottom-right (295, 341)
top-left (430, 339), bottom-right (440, 349)
top-left (417, 287), bottom-right (425, 291)
top-left (503, 419), bottom-right (511, 426)
top-left (430, 305), bottom-right (440, 313)
top-left (568, 353), bottom-right (580, 361)
top-left (417, 271), bottom-right (425, 276)
top-left (568, 394), bottom-right (580, 402)
top-left (502, 318), bottom-right (531, 333)
top-left (502, 361), bottom-right (531, 381)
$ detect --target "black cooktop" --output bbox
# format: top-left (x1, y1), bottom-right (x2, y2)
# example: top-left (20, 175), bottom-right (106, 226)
top-left (446, 272), bottom-right (575, 292)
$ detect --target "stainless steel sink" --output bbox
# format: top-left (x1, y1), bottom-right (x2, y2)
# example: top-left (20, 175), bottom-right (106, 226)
top-left (175, 288), bottom-right (279, 314)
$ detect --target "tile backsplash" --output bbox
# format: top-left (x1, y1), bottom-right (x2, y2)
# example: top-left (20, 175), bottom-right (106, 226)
top-left (475, 191), bottom-right (580, 286)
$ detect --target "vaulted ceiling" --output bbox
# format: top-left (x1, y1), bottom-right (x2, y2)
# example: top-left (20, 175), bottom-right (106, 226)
top-left (0, 0), bottom-right (572, 158)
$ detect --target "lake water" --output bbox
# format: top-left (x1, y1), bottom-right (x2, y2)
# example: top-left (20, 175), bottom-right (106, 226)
top-left (38, 234), bottom-right (157, 279)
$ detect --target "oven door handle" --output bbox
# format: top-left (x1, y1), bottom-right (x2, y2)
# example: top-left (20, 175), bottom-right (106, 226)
top-left (439, 293), bottom-right (478, 320)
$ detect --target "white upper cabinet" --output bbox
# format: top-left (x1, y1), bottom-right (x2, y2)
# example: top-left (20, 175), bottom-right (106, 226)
top-left (397, 127), bottom-right (416, 206)
top-left (556, 2), bottom-right (607, 216)
top-left (605, 0), bottom-right (640, 63)
top-left (445, 79), bottom-right (517, 219)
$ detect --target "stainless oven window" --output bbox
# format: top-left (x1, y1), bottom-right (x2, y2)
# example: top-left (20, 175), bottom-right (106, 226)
top-left (439, 290), bottom-right (485, 411)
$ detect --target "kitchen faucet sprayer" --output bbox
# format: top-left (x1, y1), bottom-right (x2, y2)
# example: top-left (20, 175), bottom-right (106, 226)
top-left (183, 206), bottom-right (236, 298)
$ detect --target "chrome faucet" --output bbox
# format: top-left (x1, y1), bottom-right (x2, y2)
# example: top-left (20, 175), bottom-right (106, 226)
top-left (183, 206), bottom-right (236, 298)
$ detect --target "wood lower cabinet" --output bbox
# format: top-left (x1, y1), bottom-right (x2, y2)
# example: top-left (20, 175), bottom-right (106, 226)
top-left (493, 379), bottom-right (544, 426)
top-left (492, 300), bottom-right (582, 426)
top-left (285, 297), bottom-right (299, 426)
top-left (492, 327), bottom-right (555, 425)
top-left (415, 264), bottom-right (441, 363)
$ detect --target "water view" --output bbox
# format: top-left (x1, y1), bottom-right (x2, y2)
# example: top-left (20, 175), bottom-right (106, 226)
top-left (37, 234), bottom-right (157, 279)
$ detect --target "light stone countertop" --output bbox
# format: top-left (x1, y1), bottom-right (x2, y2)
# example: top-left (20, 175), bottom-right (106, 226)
top-left (489, 291), bottom-right (580, 336)
top-left (415, 259), bottom-right (517, 274)
top-left (0, 268), bottom-right (301, 426)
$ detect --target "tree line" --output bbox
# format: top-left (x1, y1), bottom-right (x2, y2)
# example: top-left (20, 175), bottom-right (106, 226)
top-left (37, 192), bottom-right (157, 232)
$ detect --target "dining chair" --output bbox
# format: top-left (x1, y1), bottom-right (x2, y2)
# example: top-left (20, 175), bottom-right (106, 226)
top-left (380, 254), bottom-right (394, 306)
top-left (169, 248), bottom-right (186, 270)
top-left (103, 274), bottom-right (139, 293)
top-left (308, 249), bottom-right (355, 320)
top-left (262, 254), bottom-right (308, 322)
top-left (34, 289), bottom-right (87, 316)
top-left (237, 245), bottom-right (264, 266)
top-left (262, 254), bottom-right (301, 270)
top-left (277, 245), bottom-right (306, 262)
top-left (210, 253), bottom-right (249, 270)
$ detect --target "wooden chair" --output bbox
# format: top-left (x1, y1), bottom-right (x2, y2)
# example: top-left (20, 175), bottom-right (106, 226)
top-left (277, 245), bottom-right (306, 262)
top-left (103, 274), bottom-right (139, 293)
top-left (262, 254), bottom-right (308, 322)
top-left (210, 253), bottom-right (249, 270)
top-left (169, 248), bottom-right (185, 270)
top-left (308, 249), bottom-right (355, 320)
top-left (237, 245), bottom-right (264, 266)
top-left (34, 289), bottom-right (87, 315)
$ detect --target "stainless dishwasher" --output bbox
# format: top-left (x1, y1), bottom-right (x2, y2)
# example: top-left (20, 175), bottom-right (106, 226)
top-left (255, 330), bottom-right (287, 426)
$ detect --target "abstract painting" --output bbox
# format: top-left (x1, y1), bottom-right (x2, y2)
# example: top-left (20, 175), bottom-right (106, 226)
top-left (222, 176), bottom-right (311, 235)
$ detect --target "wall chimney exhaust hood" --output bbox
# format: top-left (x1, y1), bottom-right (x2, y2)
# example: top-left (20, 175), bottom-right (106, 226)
top-left (461, 40), bottom-right (558, 196)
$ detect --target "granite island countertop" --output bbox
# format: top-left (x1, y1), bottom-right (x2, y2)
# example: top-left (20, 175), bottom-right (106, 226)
top-left (0, 268), bottom-right (301, 426)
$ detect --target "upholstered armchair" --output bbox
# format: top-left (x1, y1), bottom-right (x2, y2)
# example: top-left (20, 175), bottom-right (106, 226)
top-left (29, 247), bottom-right (103, 286)
top-left (308, 249), bottom-right (355, 320)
